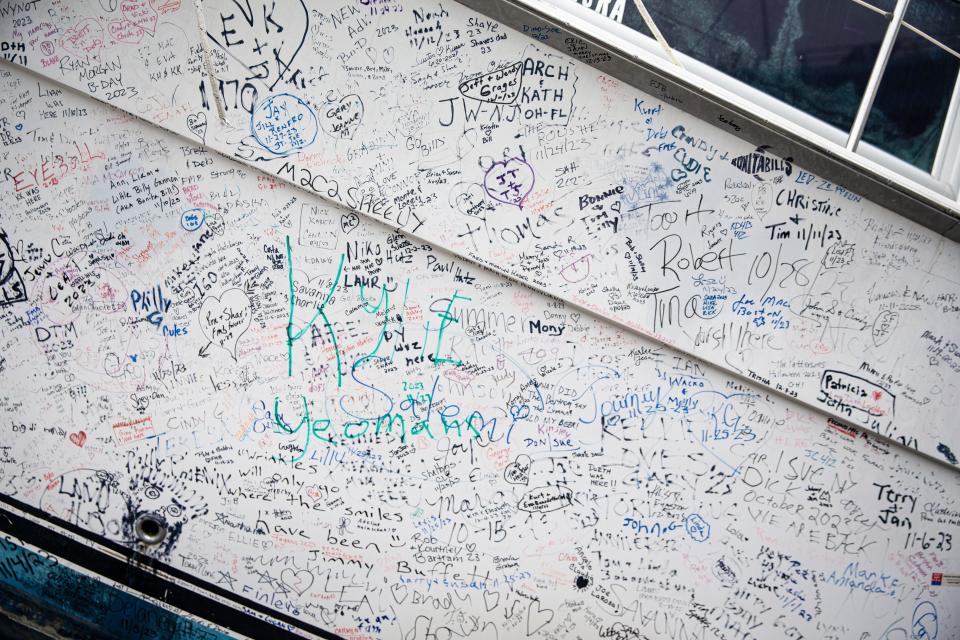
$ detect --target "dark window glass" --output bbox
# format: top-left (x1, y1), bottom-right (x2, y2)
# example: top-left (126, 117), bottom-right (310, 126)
top-left (611, 0), bottom-right (889, 131)
top-left (862, 0), bottom-right (960, 171)
top-left (575, 0), bottom-right (960, 172)
top-left (902, 0), bottom-right (960, 54)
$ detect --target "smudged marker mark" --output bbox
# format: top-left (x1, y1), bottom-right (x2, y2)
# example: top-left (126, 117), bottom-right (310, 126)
top-left (938, 443), bottom-right (957, 465)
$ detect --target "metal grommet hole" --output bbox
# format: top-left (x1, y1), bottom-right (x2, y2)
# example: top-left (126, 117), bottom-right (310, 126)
top-left (134, 513), bottom-right (167, 545)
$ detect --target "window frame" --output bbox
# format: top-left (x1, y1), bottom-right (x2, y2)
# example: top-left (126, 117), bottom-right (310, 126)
top-left (493, 0), bottom-right (960, 210)
top-left (932, 73), bottom-right (960, 188)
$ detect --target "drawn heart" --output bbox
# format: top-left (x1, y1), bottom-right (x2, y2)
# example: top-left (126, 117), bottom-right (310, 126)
top-left (527, 600), bottom-right (554, 635)
top-left (340, 212), bottom-right (360, 235)
top-left (504, 454), bottom-right (532, 485)
top-left (483, 157), bottom-right (535, 209)
top-left (483, 589), bottom-right (500, 612)
top-left (61, 18), bottom-right (104, 60)
top-left (108, 20), bottom-right (146, 44)
top-left (383, 46), bottom-right (395, 63)
top-left (570, 312), bottom-right (581, 324)
top-left (186, 112), bottom-right (207, 142)
top-left (390, 582), bottom-right (409, 604)
top-left (198, 288), bottom-right (252, 360)
top-left (280, 568), bottom-right (314, 596)
top-left (69, 431), bottom-right (87, 447)
top-left (320, 94), bottom-right (364, 141)
top-left (203, 0), bottom-right (308, 89)
top-left (121, 0), bottom-right (158, 35)
top-left (364, 47), bottom-right (377, 63)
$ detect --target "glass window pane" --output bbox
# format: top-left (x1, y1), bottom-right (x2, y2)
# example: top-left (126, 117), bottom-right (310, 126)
top-left (862, 23), bottom-right (960, 171)
top-left (903, 0), bottom-right (960, 54)
top-left (611, 0), bottom-right (889, 131)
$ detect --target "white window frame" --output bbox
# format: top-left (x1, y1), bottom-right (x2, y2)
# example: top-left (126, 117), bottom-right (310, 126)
top-left (933, 73), bottom-right (960, 188)
top-left (513, 0), bottom-right (960, 211)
